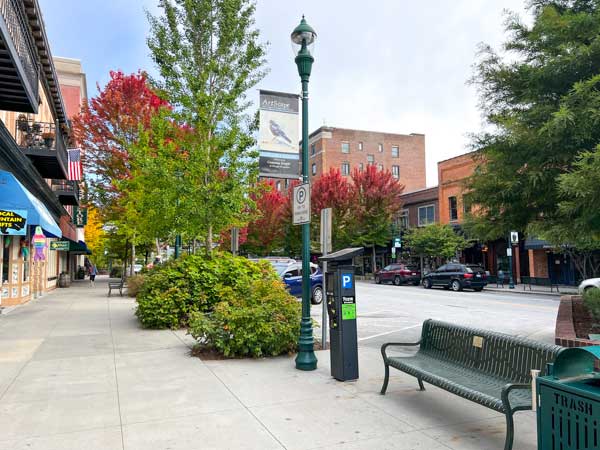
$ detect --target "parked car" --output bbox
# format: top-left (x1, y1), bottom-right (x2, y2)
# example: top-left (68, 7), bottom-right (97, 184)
top-left (262, 259), bottom-right (324, 305)
top-left (578, 278), bottom-right (600, 293)
top-left (422, 263), bottom-right (487, 292)
top-left (375, 264), bottom-right (421, 286)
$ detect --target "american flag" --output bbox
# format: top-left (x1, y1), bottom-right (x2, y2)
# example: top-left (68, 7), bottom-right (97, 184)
top-left (68, 148), bottom-right (82, 181)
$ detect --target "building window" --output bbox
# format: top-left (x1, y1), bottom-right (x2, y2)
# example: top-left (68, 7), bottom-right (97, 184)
top-left (311, 143), bottom-right (316, 156)
top-left (378, 164), bottom-right (384, 171)
top-left (341, 162), bottom-right (350, 176)
top-left (367, 154), bottom-right (374, 165)
top-left (358, 141), bottom-right (363, 151)
top-left (276, 181), bottom-right (282, 191)
top-left (378, 143), bottom-right (383, 152)
top-left (449, 196), bottom-right (458, 221)
top-left (311, 163), bottom-right (316, 175)
top-left (392, 165), bottom-right (399, 179)
top-left (391, 146), bottom-right (399, 158)
top-left (284, 179), bottom-right (289, 188)
top-left (418, 205), bottom-right (435, 226)
top-left (341, 142), bottom-right (350, 153)
top-left (359, 163), bottom-right (364, 172)
top-left (399, 209), bottom-right (409, 229)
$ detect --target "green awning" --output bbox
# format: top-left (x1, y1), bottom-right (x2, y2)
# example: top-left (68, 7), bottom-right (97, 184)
top-left (50, 238), bottom-right (91, 254)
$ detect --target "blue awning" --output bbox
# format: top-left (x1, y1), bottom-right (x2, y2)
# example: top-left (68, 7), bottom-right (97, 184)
top-left (0, 170), bottom-right (62, 238)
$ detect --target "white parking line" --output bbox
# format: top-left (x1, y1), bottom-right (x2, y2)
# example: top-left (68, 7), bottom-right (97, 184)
top-left (358, 323), bottom-right (421, 342)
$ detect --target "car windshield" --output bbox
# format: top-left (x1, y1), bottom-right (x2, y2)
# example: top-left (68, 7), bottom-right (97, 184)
top-left (270, 262), bottom-right (292, 276)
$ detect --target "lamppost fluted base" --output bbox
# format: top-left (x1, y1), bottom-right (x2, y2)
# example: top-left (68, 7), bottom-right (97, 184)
top-left (295, 317), bottom-right (317, 370)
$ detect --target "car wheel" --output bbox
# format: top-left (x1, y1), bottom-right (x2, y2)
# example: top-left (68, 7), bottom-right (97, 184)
top-left (311, 286), bottom-right (324, 305)
top-left (423, 278), bottom-right (432, 289)
top-left (393, 276), bottom-right (402, 286)
top-left (374, 275), bottom-right (381, 284)
top-left (451, 280), bottom-right (463, 292)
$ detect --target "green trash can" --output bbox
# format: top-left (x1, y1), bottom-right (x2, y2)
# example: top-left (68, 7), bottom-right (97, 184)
top-left (536, 346), bottom-right (600, 450)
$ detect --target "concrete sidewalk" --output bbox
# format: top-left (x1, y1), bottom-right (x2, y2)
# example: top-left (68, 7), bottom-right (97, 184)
top-left (0, 277), bottom-right (538, 450)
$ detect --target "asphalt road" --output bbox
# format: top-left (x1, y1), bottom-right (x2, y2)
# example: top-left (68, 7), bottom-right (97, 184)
top-left (312, 281), bottom-right (561, 351)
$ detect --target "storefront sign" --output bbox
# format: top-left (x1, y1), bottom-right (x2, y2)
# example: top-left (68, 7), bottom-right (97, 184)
top-left (50, 240), bottom-right (70, 251)
top-left (0, 209), bottom-right (27, 235)
top-left (32, 226), bottom-right (46, 261)
top-left (73, 207), bottom-right (87, 227)
top-left (259, 90), bottom-right (300, 179)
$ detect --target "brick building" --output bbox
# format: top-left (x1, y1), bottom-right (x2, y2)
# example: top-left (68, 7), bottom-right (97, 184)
top-left (398, 186), bottom-right (439, 229)
top-left (306, 127), bottom-right (426, 192)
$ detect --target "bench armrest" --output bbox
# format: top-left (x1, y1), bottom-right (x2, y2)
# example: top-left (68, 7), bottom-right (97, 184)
top-left (501, 383), bottom-right (531, 411)
top-left (381, 341), bottom-right (421, 360)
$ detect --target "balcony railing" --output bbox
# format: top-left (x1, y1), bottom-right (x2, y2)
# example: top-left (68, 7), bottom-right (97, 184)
top-left (51, 179), bottom-right (79, 205)
top-left (0, 0), bottom-right (39, 110)
top-left (16, 119), bottom-right (69, 179)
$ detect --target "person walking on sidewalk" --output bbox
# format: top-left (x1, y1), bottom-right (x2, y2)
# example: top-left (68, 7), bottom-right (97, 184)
top-left (89, 263), bottom-right (97, 287)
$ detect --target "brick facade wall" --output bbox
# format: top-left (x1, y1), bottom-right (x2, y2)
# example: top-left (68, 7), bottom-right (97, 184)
top-left (437, 152), bottom-right (478, 225)
top-left (399, 186), bottom-right (439, 228)
top-left (308, 127), bottom-right (426, 192)
top-left (528, 249), bottom-right (549, 278)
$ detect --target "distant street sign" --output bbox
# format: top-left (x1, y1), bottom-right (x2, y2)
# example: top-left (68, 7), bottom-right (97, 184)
top-left (320, 208), bottom-right (332, 253)
top-left (510, 231), bottom-right (519, 245)
top-left (506, 248), bottom-right (513, 257)
top-left (394, 237), bottom-right (401, 248)
top-left (293, 183), bottom-right (310, 225)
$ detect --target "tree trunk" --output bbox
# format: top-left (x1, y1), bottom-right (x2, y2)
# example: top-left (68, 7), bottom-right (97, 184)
top-left (155, 238), bottom-right (161, 259)
top-left (130, 241), bottom-right (135, 277)
top-left (420, 255), bottom-right (424, 277)
top-left (207, 225), bottom-right (213, 255)
top-left (123, 240), bottom-right (129, 279)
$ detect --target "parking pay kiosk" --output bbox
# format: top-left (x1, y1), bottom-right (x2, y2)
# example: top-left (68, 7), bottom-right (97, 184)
top-left (320, 247), bottom-right (363, 381)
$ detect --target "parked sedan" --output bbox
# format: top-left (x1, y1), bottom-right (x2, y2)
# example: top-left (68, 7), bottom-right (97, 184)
top-left (375, 264), bottom-right (421, 286)
top-left (578, 278), bottom-right (600, 293)
top-left (422, 263), bottom-right (487, 292)
top-left (268, 260), bottom-right (324, 305)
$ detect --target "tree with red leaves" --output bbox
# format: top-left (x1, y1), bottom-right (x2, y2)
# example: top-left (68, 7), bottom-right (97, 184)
top-left (72, 70), bottom-right (168, 217)
top-left (310, 168), bottom-right (352, 250)
top-left (241, 180), bottom-right (287, 256)
top-left (347, 165), bottom-right (404, 272)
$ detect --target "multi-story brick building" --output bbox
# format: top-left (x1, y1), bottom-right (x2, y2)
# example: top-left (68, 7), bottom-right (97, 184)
top-left (306, 126), bottom-right (426, 192)
top-left (398, 186), bottom-right (439, 229)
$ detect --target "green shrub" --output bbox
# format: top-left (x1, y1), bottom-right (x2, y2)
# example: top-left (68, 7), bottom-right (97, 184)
top-left (126, 274), bottom-right (145, 298)
top-left (135, 252), bottom-right (280, 329)
top-left (583, 288), bottom-right (600, 323)
top-left (188, 278), bottom-right (300, 358)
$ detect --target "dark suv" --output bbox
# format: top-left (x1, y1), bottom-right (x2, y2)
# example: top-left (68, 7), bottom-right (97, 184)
top-left (375, 264), bottom-right (421, 286)
top-left (422, 263), bottom-right (487, 292)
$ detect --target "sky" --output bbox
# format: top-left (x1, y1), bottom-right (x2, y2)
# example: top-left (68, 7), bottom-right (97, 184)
top-left (39, 0), bottom-right (531, 187)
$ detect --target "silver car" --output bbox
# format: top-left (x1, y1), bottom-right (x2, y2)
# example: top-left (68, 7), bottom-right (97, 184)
top-left (578, 278), bottom-right (600, 293)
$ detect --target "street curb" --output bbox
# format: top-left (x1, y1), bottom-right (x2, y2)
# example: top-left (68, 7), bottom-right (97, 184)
top-left (484, 287), bottom-right (577, 298)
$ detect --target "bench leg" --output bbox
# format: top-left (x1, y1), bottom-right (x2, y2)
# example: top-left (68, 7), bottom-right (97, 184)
top-left (380, 363), bottom-right (390, 395)
top-left (108, 288), bottom-right (111, 297)
top-left (504, 412), bottom-right (514, 450)
top-left (417, 377), bottom-right (426, 391)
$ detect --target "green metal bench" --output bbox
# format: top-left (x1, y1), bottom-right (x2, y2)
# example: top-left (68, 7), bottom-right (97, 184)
top-left (380, 319), bottom-right (563, 450)
top-left (108, 277), bottom-right (127, 297)
top-left (520, 276), bottom-right (559, 292)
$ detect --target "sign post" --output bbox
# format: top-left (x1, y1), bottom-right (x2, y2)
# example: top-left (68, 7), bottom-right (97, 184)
top-left (320, 208), bottom-right (332, 350)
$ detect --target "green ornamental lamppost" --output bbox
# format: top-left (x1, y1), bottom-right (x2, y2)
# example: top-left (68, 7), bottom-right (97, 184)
top-left (292, 16), bottom-right (317, 371)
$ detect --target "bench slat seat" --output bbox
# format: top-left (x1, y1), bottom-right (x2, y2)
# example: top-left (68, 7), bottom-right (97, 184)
top-left (380, 319), bottom-right (563, 450)
top-left (387, 354), bottom-right (531, 412)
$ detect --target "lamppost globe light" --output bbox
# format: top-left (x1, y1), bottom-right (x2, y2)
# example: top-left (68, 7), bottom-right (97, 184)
top-left (291, 16), bottom-right (316, 56)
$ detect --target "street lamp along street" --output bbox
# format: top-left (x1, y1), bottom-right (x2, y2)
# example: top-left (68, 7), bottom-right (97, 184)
top-left (292, 16), bottom-right (318, 371)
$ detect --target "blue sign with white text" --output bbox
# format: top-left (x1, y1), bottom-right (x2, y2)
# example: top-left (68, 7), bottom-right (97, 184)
top-left (342, 273), bottom-right (353, 289)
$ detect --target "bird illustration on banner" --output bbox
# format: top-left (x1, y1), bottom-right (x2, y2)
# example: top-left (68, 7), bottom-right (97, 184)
top-left (269, 120), bottom-right (295, 148)
top-left (32, 226), bottom-right (46, 261)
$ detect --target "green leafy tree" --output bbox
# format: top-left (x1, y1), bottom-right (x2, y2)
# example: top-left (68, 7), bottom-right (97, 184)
top-left (464, 1), bottom-right (600, 252)
top-left (146, 0), bottom-right (267, 253)
top-left (404, 224), bottom-right (468, 274)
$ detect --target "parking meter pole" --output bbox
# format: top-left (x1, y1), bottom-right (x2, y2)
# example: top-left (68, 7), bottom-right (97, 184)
top-left (508, 238), bottom-right (515, 289)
